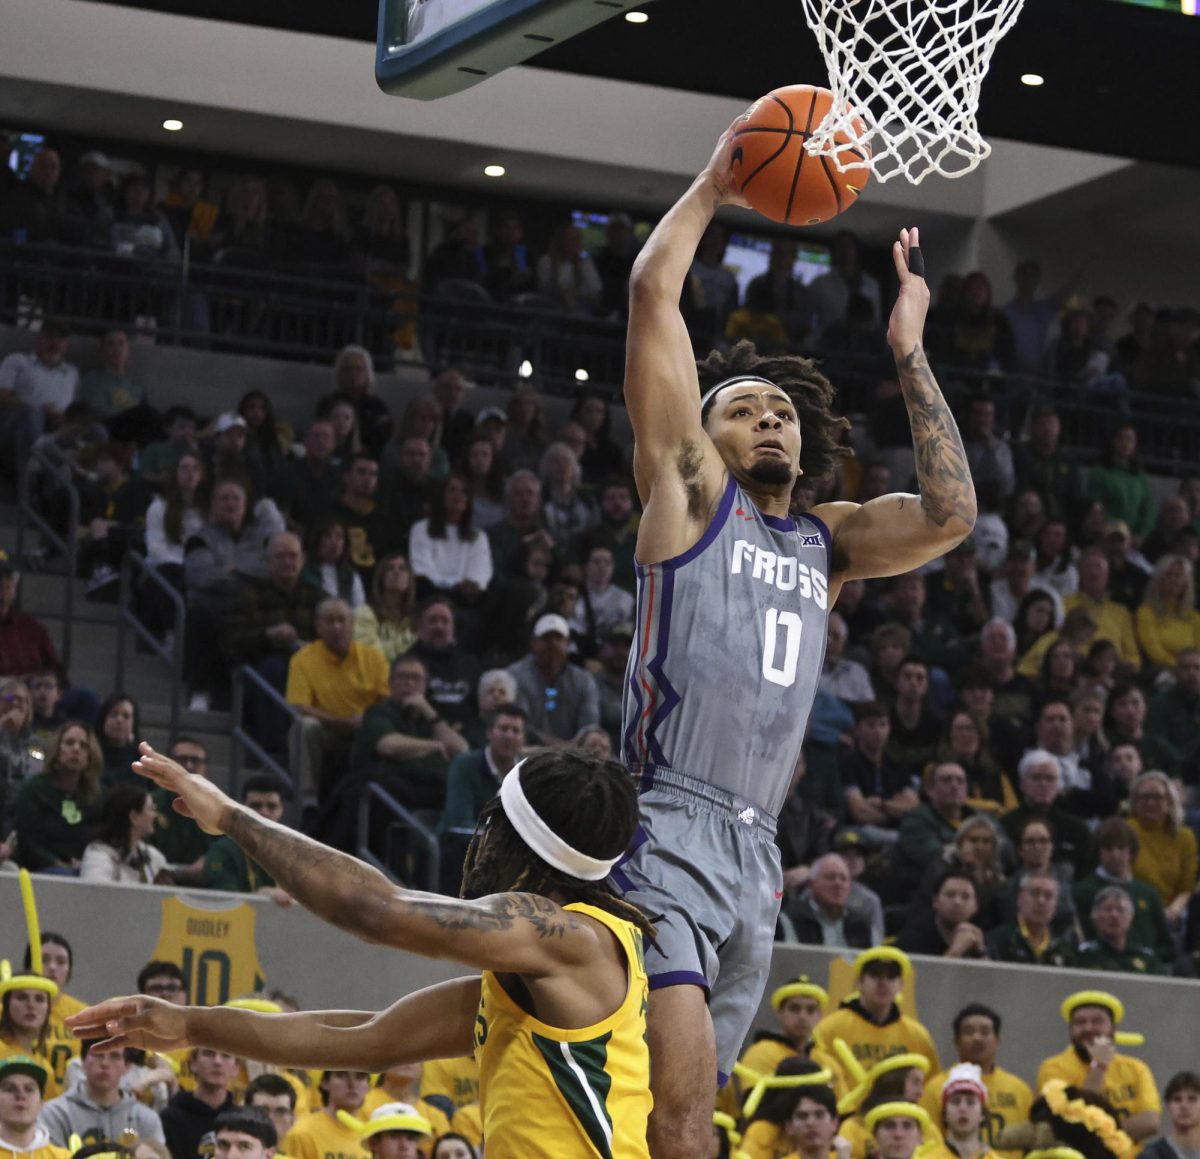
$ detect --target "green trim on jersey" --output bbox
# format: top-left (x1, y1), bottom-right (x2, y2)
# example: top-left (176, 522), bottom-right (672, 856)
top-left (532, 1030), bottom-right (614, 1158)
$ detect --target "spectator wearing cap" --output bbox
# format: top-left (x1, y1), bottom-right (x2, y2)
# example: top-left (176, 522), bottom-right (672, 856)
top-left (486, 470), bottom-right (556, 584)
top-left (0, 1053), bottom-right (64, 1159)
top-left (0, 323), bottom-right (79, 480)
top-left (286, 598), bottom-right (389, 801)
top-left (926, 1062), bottom-right (995, 1159)
top-left (406, 596), bottom-right (481, 728)
top-left (39, 1038), bottom-right (165, 1147)
top-left (505, 614), bottom-right (599, 744)
top-left (317, 347), bottom-right (393, 460)
top-left (812, 948), bottom-right (939, 1088)
top-left (782, 853), bottom-right (873, 950)
top-left (819, 612), bottom-right (875, 706)
top-left (206, 412), bottom-right (271, 501)
top-left (438, 702), bottom-right (527, 834)
top-left (358, 1102), bottom-right (433, 1159)
top-left (989, 539), bottom-right (1064, 625)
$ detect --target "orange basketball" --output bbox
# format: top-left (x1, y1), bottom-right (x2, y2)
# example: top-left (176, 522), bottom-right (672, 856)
top-left (730, 84), bottom-right (871, 226)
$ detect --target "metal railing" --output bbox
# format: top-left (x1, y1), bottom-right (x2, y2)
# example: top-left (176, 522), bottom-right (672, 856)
top-left (356, 782), bottom-right (441, 893)
top-left (16, 444), bottom-right (84, 667)
top-left (228, 665), bottom-right (302, 823)
top-left (0, 239), bottom-right (628, 396)
top-left (114, 551), bottom-right (186, 739)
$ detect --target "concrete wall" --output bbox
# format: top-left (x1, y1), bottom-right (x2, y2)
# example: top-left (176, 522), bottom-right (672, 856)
top-left (1, 871), bottom-right (1193, 1089)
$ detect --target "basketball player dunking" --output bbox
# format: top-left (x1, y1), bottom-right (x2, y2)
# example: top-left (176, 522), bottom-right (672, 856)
top-left (617, 127), bottom-right (976, 1157)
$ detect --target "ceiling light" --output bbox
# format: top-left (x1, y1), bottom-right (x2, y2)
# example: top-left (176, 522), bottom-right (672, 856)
top-left (483, 164), bottom-right (506, 178)
top-left (518, 360), bottom-right (533, 378)
top-left (575, 368), bottom-right (590, 382)
top-left (1020, 73), bottom-right (1044, 87)
top-left (624, 11), bottom-right (649, 22)
top-left (162, 118), bottom-right (184, 132)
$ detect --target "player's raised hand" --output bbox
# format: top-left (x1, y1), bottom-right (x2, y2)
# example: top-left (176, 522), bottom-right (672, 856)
top-left (67, 995), bottom-right (190, 1053)
top-left (131, 741), bottom-right (233, 835)
top-left (886, 226), bottom-right (930, 356)
top-left (704, 120), bottom-right (752, 210)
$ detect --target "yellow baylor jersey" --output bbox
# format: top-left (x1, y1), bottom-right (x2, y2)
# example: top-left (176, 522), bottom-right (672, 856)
top-left (813, 1004), bottom-right (939, 1093)
top-left (1036, 1049), bottom-right (1161, 1125)
top-left (283, 1111), bottom-right (371, 1159)
top-left (0, 1144), bottom-right (70, 1159)
top-left (151, 896), bottom-right (266, 1006)
top-left (472, 902), bottom-right (652, 1158)
top-left (420, 1056), bottom-right (480, 1111)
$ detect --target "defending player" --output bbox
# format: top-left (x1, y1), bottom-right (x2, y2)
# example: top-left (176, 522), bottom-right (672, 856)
top-left (69, 742), bottom-right (654, 1159)
top-left (619, 122), bottom-right (976, 1157)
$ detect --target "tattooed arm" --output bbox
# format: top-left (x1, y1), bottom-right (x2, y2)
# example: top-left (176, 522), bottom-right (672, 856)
top-left (69, 978), bottom-right (480, 1071)
top-left (129, 743), bottom-right (601, 976)
top-left (814, 227), bottom-right (976, 587)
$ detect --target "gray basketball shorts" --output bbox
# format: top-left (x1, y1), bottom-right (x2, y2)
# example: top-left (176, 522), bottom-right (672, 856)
top-left (610, 765), bottom-right (783, 1082)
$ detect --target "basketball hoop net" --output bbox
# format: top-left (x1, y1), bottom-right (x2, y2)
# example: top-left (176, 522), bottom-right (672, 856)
top-left (797, 0), bottom-right (1027, 184)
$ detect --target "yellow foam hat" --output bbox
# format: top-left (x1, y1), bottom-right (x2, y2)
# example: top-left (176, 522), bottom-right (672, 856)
top-left (737, 1066), bottom-right (834, 1119)
top-left (853, 946), bottom-right (913, 983)
top-left (837, 1048), bottom-right (932, 1115)
top-left (1059, 991), bottom-right (1144, 1047)
top-left (339, 1104), bottom-right (433, 1141)
top-left (714, 1111), bottom-right (742, 1146)
top-left (1027, 1150), bottom-right (1087, 1159)
top-left (772, 977), bottom-right (830, 1012)
top-left (0, 960), bottom-right (58, 1001)
top-left (865, 1101), bottom-right (935, 1136)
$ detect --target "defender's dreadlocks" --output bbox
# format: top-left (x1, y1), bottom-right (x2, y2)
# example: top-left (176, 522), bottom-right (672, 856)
top-left (697, 340), bottom-right (852, 482)
top-left (460, 750), bottom-right (656, 944)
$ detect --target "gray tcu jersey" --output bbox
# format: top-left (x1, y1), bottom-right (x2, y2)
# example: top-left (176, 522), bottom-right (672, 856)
top-left (621, 475), bottom-right (831, 818)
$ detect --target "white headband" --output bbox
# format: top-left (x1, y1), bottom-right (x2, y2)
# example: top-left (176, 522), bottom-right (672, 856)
top-left (498, 760), bottom-right (619, 882)
top-left (699, 375), bottom-right (778, 411)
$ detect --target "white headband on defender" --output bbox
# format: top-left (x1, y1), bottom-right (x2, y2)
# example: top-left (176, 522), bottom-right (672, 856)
top-left (699, 375), bottom-right (779, 411)
top-left (498, 760), bottom-right (619, 881)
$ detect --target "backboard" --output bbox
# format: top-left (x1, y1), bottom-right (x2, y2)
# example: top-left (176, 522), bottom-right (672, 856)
top-left (376, 0), bottom-right (656, 99)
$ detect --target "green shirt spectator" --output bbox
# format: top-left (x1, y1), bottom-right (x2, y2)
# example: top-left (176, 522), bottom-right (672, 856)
top-left (147, 739), bottom-right (216, 881)
top-left (13, 722), bottom-right (103, 871)
top-left (1145, 650), bottom-right (1200, 769)
top-left (439, 704), bottom-right (527, 833)
top-left (1071, 884), bottom-right (1166, 975)
top-left (350, 654), bottom-right (469, 811)
top-left (201, 775), bottom-right (288, 898)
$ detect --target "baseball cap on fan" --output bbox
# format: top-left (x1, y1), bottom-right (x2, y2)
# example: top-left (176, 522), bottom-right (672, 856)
top-left (212, 412), bottom-right (247, 434)
top-left (533, 614), bottom-right (570, 638)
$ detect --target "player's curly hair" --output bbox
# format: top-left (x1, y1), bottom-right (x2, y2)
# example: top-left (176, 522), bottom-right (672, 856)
top-left (697, 341), bottom-right (852, 481)
top-left (460, 750), bottom-right (656, 945)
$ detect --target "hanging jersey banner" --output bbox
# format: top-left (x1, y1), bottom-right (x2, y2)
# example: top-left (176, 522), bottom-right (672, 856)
top-left (151, 896), bottom-right (266, 1005)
